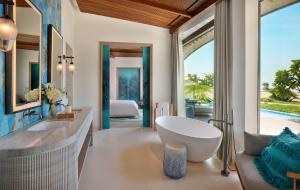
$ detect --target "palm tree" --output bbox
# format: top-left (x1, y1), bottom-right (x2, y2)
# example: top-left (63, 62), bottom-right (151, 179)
top-left (185, 74), bottom-right (213, 101)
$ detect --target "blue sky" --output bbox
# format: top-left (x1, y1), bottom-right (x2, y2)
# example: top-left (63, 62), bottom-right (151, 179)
top-left (261, 2), bottom-right (300, 86)
top-left (184, 41), bottom-right (214, 78)
top-left (184, 2), bottom-right (300, 85)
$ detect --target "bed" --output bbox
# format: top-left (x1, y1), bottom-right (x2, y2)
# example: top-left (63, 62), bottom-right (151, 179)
top-left (110, 100), bottom-right (140, 118)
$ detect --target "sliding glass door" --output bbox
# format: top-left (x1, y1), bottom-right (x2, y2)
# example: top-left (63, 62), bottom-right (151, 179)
top-left (259, 1), bottom-right (300, 135)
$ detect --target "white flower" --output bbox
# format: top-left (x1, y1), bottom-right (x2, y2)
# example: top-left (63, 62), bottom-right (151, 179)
top-left (46, 88), bottom-right (63, 104)
top-left (42, 83), bottom-right (66, 104)
top-left (25, 89), bottom-right (39, 102)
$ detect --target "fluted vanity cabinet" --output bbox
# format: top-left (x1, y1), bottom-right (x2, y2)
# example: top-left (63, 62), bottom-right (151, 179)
top-left (0, 107), bottom-right (93, 190)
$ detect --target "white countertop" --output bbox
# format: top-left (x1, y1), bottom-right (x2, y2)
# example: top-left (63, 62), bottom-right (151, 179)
top-left (0, 107), bottom-right (93, 156)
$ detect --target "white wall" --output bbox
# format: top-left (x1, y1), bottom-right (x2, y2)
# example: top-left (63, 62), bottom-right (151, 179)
top-left (61, 0), bottom-right (76, 90)
top-left (73, 13), bottom-right (171, 128)
top-left (230, 0), bottom-right (259, 151)
top-left (110, 57), bottom-right (143, 100)
top-left (244, 0), bottom-right (259, 134)
top-left (62, 0), bottom-right (76, 50)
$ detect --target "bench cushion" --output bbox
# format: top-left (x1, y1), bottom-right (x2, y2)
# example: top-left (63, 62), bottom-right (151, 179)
top-left (236, 153), bottom-right (275, 190)
top-left (244, 132), bottom-right (274, 156)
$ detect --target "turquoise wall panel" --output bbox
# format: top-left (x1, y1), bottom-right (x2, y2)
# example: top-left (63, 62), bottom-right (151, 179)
top-left (0, 0), bottom-right (61, 137)
top-left (30, 63), bottom-right (39, 90)
top-left (143, 47), bottom-right (150, 127)
top-left (118, 68), bottom-right (140, 103)
top-left (102, 45), bottom-right (110, 129)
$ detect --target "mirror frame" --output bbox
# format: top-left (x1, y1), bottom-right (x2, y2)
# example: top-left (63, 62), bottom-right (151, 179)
top-left (47, 24), bottom-right (63, 84)
top-left (5, 0), bottom-right (43, 114)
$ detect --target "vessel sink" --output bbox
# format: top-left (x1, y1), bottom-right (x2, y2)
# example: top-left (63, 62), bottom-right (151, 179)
top-left (28, 120), bottom-right (71, 131)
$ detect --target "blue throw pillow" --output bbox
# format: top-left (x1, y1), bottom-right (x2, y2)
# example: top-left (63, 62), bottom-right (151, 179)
top-left (254, 127), bottom-right (300, 189)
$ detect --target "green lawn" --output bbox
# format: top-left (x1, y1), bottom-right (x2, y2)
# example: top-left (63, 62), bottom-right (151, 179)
top-left (261, 99), bottom-right (300, 115)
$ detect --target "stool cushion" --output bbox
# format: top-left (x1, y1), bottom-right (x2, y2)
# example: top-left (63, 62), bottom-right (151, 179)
top-left (163, 142), bottom-right (187, 179)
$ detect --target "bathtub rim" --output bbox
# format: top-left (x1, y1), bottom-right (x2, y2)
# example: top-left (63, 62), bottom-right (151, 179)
top-left (155, 116), bottom-right (223, 140)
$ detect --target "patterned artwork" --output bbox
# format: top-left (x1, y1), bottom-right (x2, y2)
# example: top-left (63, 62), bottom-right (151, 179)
top-left (0, 0), bottom-right (61, 137)
top-left (118, 68), bottom-right (140, 103)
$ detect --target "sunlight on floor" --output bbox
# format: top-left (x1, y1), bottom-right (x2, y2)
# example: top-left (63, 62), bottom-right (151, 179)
top-left (79, 128), bottom-right (242, 190)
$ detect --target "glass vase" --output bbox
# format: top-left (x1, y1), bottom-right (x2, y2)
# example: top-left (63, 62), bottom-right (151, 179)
top-left (49, 103), bottom-right (57, 118)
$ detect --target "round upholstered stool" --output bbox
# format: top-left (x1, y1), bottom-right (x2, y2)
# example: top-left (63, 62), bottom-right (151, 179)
top-left (163, 142), bottom-right (187, 179)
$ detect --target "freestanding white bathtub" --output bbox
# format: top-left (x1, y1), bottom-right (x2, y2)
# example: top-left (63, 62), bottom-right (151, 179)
top-left (156, 116), bottom-right (222, 162)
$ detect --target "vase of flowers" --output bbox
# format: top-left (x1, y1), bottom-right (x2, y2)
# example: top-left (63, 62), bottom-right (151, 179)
top-left (42, 83), bottom-right (66, 118)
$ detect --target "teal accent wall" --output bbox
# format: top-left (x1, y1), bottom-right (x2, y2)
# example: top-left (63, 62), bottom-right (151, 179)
top-left (143, 47), bottom-right (150, 127)
top-left (102, 45), bottom-right (110, 129)
top-left (118, 68), bottom-right (140, 103)
top-left (0, 0), bottom-right (61, 137)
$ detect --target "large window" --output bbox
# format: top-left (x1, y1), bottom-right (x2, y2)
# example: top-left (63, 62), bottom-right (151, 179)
top-left (259, 1), bottom-right (300, 135)
top-left (183, 33), bottom-right (214, 122)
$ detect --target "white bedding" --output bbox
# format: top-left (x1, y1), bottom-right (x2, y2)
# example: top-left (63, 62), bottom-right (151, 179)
top-left (110, 100), bottom-right (140, 118)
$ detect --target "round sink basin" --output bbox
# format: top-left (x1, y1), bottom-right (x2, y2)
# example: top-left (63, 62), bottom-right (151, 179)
top-left (27, 121), bottom-right (71, 131)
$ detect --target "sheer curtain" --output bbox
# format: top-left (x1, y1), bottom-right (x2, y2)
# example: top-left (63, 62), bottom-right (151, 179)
top-left (214, 0), bottom-right (234, 164)
top-left (171, 31), bottom-right (185, 116)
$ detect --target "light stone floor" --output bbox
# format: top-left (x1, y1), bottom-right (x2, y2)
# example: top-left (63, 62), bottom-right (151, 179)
top-left (79, 127), bottom-right (242, 190)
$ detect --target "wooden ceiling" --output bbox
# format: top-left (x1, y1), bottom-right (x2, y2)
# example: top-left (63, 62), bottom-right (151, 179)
top-left (17, 34), bottom-right (40, 51)
top-left (76, 0), bottom-right (218, 33)
top-left (111, 49), bottom-right (142, 57)
top-left (16, 0), bottom-right (30, 7)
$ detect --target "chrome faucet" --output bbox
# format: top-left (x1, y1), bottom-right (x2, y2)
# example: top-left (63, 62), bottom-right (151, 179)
top-left (208, 113), bottom-right (234, 177)
top-left (23, 110), bottom-right (42, 120)
top-left (208, 118), bottom-right (233, 125)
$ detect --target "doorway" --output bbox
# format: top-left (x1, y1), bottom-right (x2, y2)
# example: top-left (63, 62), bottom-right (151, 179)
top-left (99, 42), bottom-right (153, 130)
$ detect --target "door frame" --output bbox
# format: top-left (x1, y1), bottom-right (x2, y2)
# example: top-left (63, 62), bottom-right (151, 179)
top-left (99, 41), bottom-right (153, 130)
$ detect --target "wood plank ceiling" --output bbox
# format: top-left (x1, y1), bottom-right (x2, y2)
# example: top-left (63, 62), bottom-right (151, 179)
top-left (76, 0), bottom-right (218, 33)
top-left (16, 0), bottom-right (30, 7)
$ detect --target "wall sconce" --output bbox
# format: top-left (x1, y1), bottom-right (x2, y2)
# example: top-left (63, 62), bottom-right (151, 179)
top-left (68, 57), bottom-right (75, 72)
top-left (57, 56), bottom-right (63, 72)
top-left (57, 55), bottom-right (75, 73)
top-left (0, 0), bottom-right (18, 52)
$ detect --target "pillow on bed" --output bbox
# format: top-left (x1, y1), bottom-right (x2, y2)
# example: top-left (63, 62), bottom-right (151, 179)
top-left (254, 127), bottom-right (300, 189)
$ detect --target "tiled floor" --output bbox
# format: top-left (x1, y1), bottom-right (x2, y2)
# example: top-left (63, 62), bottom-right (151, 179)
top-left (79, 127), bottom-right (242, 190)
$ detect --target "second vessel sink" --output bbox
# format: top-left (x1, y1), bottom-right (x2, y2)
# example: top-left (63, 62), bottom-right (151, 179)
top-left (28, 120), bottom-right (71, 132)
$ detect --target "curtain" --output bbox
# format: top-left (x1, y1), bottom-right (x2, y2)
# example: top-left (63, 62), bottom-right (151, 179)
top-left (171, 32), bottom-right (185, 116)
top-left (213, 0), bottom-right (234, 162)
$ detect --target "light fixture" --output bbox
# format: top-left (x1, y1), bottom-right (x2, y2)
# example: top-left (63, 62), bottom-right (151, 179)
top-left (68, 57), bottom-right (75, 72)
top-left (60, 55), bottom-right (75, 73)
top-left (0, 0), bottom-right (18, 52)
top-left (57, 56), bottom-right (63, 72)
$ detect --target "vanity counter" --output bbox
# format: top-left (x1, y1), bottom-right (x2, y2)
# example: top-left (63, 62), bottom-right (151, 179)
top-left (0, 107), bottom-right (92, 156)
top-left (0, 107), bottom-right (93, 190)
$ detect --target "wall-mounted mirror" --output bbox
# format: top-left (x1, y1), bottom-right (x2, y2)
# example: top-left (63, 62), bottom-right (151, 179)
top-left (47, 24), bottom-right (63, 89)
top-left (5, 0), bottom-right (42, 113)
